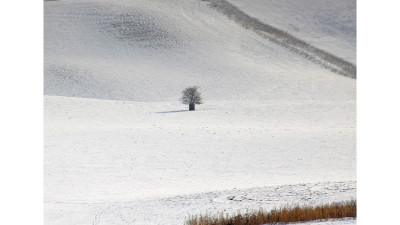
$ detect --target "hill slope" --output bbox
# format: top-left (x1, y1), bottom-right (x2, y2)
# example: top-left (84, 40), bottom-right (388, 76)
top-left (227, 0), bottom-right (356, 64)
top-left (44, 0), bottom-right (355, 101)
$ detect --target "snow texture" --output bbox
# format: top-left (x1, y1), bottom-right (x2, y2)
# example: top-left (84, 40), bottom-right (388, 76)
top-left (201, 0), bottom-right (356, 78)
top-left (226, 0), bottom-right (356, 65)
top-left (45, 180), bottom-right (355, 225)
top-left (44, 0), bottom-right (356, 224)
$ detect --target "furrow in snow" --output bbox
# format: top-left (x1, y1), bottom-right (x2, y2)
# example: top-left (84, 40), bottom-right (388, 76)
top-left (202, 0), bottom-right (356, 78)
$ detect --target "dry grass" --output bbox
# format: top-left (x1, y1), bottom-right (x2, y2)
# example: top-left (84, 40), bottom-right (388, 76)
top-left (185, 200), bottom-right (356, 225)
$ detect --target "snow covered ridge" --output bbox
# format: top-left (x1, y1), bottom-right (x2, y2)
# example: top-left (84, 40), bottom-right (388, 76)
top-left (202, 0), bottom-right (356, 78)
top-left (226, 0), bottom-right (356, 65)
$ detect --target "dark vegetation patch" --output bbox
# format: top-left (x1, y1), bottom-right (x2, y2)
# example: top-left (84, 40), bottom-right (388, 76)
top-left (185, 200), bottom-right (356, 225)
top-left (103, 12), bottom-right (179, 49)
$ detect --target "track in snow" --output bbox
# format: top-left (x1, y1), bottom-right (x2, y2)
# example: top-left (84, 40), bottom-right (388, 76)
top-left (202, 0), bottom-right (356, 78)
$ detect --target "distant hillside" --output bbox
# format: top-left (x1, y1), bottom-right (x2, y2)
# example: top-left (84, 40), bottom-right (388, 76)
top-left (45, 0), bottom-right (355, 101)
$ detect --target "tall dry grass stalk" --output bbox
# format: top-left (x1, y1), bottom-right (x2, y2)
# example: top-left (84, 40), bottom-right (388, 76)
top-left (185, 200), bottom-right (356, 225)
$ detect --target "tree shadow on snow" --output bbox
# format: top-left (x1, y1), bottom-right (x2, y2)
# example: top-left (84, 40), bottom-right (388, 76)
top-left (155, 110), bottom-right (188, 114)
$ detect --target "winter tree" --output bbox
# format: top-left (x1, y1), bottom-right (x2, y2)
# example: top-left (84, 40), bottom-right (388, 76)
top-left (181, 86), bottom-right (203, 111)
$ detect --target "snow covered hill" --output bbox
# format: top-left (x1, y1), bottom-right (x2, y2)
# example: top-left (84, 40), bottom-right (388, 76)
top-left (44, 0), bottom-right (356, 224)
top-left (44, 0), bottom-right (355, 101)
top-left (201, 0), bottom-right (356, 78)
top-left (226, 0), bottom-right (356, 65)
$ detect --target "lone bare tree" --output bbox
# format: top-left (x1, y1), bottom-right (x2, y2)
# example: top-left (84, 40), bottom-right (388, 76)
top-left (181, 86), bottom-right (203, 111)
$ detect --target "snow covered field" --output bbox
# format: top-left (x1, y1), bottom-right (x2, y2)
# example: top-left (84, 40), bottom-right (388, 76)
top-left (44, 0), bottom-right (356, 224)
top-left (45, 179), bottom-right (355, 225)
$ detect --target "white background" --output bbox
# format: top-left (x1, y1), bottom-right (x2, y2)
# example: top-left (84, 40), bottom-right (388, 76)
top-left (1, 0), bottom-right (399, 224)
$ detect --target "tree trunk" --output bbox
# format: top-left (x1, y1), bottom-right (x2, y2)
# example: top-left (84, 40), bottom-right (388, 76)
top-left (189, 102), bottom-right (195, 111)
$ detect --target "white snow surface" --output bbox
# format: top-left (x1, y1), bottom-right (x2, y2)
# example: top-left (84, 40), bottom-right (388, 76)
top-left (44, 0), bottom-right (355, 102)
top-left (289, 218), bottom-right (356, 225)
top-left (226, 0), bottom-right (356, 64)
top-left (45, 96), bottom-right (355, 202)
top-left (44, 0), bottom-right (356, 224)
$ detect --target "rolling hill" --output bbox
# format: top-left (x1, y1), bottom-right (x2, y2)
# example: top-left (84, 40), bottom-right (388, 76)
top-left (44, 0), bottom-right (356, 224)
